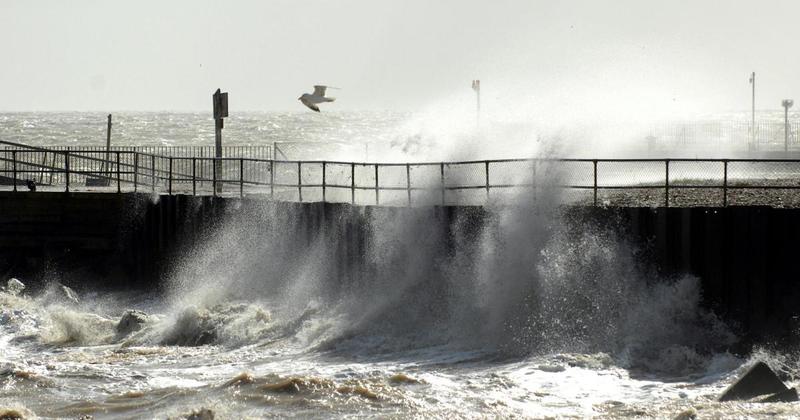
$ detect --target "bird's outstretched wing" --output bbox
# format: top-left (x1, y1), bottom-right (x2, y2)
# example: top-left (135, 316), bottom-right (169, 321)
top-left (313, 85), bottom-right (327, 97)
top-left (301, 98), bottom-right (321, 112)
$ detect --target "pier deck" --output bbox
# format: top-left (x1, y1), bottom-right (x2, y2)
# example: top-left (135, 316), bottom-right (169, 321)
top-left (4, 141), bottom-right (800, 207)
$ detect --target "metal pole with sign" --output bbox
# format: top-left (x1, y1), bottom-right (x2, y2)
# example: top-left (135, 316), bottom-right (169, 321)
top-left (213, 89), bottom-right (228, 193)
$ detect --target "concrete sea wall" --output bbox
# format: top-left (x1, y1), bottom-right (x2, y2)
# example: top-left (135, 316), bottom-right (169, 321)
top-left (0, 191), bottom-right (797, 341)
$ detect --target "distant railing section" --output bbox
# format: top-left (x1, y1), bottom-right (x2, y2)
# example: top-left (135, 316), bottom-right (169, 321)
top-left (645, 120), bottom-right (799, 151)
top-left (3, 147), bottom-right (800, 207)
top-left (1, 144), bottom-right (273, 160)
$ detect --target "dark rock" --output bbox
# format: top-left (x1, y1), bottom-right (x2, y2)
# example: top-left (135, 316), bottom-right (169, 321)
top-left (116, 310), bottom-right (149, 336)
top-left (760, 387), bottom-right (799, 403)
top-left (718, 361), bottom-right (788, 402)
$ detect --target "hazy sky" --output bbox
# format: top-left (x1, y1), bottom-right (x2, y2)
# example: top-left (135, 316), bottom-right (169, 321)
top-left (2, 0), bottom-right (798, 114)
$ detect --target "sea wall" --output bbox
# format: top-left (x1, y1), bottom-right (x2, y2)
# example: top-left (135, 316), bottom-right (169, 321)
top-left (0, 191), bottom-right (797, 340)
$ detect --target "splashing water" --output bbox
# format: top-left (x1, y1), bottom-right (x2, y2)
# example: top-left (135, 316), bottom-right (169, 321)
top-left (2, 112), bottom-right (799, 418)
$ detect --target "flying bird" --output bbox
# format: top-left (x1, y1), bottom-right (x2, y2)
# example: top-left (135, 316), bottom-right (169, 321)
top-left (299, 85), bottom-right (337, 112)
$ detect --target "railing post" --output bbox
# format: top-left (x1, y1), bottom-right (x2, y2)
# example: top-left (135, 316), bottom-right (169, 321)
top-left (723, 160), bottom-right (728, 207)
top-left (440, 162), bottom-right (445, 206)
top-left (192, 157), bottom-right (196, 196)
top-left (65, 151), bottom-right (70, 192)
top-left (270, 160), bottom-right (274, 198)
top-left (116, 151), bottom-right (121, 193)
top-left (168, 157), bottom-right (173, 195)
top-left (11, 151), bottom-right (16, 192)
top-left (406, 163), bottom-right (412, 206)
top-left (297, 161), bottom-right (302, 202)
top-left (665, 159), bottom-right (670, 208)
top-left (322, 161), bottom-right (327, 202)
top-left (375, 164), bottom-right (379, 205)
top-left (151, 155), bottom-right (155, 192)
top-left (351, 163), bottom-right (355, 204)
top-left (485, 160), bottom-right (490, 201)
top-left (133, 153), bottom-right (139, 193)
top-left (593, 160), bottom-right (598, 206)
top-left (240, 158), bottom-right (244, 198)
top-left (212, 157), bottom-right (217, 197)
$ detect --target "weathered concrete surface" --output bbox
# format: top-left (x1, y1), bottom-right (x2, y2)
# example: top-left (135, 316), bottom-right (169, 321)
top-left (1, 192), bottom-right (799, 342)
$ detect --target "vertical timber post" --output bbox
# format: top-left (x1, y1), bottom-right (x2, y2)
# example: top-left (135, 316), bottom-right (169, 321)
top-left (485, 160), bottom-right (490, 201)
top-left (168, 157), bottom-right (173, 195)
top-left (723, 160), bottom-right (728, 207)
top-left (116, 151), bottom-right (121, 193)
top-left (133, 152), bottom-right (139, 192)
top-left (212, 89), bottom-right (228, 194)
top-left (322, 161), bottom-right (327, 202)
top-left (351, 163), bottom-right (355, 204)
top-left (11, 151), bottom-right (16, 192)
top-left (240, 158), bottom-right (244, 197)
top-left (406, 163), bottom-right (412, 206)
top-left (665, 159), bottom-right (670, 208)
top-left (192, 157), bottom-right (196, 196)
top-left (593, 160), bottom-right (598, 206)
top-left (297, 161), bottom-right (302, 201)
top-left (375, 164), bottom-right (379, 205)
top-left (440, 162), bottom-right (445, 206)
top-left (105, 114), bottom-right (112, 177)
top-left (151, 155), bottom-right (156, 192)
top-left (65, 151), bottom-right (70, 192)
top-left (270, 160), bottom-right (274, 198)
top-left (212, 158), bottom-right (217, 197)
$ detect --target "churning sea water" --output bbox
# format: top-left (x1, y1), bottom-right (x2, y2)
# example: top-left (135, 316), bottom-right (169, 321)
top-left (2, 111), bottom-right (800, 418)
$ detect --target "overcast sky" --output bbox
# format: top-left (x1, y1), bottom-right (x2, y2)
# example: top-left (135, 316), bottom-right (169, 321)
top-left (1, 0), bottom-right (798, 114)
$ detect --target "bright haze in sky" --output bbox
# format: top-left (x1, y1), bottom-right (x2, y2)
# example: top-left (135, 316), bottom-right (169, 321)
top-left (1, 0), bottom-right (798, 115)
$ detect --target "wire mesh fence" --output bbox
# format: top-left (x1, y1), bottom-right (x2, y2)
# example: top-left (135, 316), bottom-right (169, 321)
top-left (4, 146), bottom-right (800, 207)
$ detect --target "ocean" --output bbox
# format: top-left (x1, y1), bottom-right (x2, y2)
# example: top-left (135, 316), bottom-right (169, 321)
top-left (1, 111), bottom-right (800, 418)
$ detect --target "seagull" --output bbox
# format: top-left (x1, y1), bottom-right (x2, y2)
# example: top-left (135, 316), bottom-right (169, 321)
top-left (299, 85), bottom-right (337, 112)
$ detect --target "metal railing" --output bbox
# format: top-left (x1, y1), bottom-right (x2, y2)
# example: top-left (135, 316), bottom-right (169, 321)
top-left (3, 148), bottom-right (800, 207)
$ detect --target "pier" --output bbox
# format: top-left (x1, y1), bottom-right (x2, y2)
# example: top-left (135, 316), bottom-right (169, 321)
top-left (4, 140), bottom-right (800, 207)
top-left (2, 143), bottom-right (800, 343)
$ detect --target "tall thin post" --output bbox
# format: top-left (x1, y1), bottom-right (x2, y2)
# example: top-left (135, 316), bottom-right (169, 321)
top-left (297, 161), bottom-right (302, 201)
top-left (750, 72), bottom-right (756, 150)
top-left (116, 151), bottom-right (121, 193)
top-left (105, 114), bottom-right (112, 177)
top-left (240, 158), bottom-right (244, 197)
top-left (133, 153), bottom-right (138, 192)
top-left (151, 155), bottom-right (155, 192)
top-left (212, 158), bottom-right (217, 196)
top-left (440, 162), bottom-right (445, 206)
top-left (485, 161), bottom-right (490, 200)
top-left (783, 100), bottom-right (794, 152)
top-left (723, 160), bottom-right (728, 207)
top-left (322, 161), bottom-right (327, 202)
top-left (168, 157), bottom-right (173, 195)
top-left (11, 151), bottom-right (16, 192)
top-left (665, 160), bottom-right (670, 207)
top-left (65, 152), bottom-right (70, 192)
top-left (270, 160), bottom-right (274, 198)
top-left (351, 163), bottom-right (355, 204)
top-left (192, 157), bottom-right (196, 196)
top-left (406, 164), bottom-right (412, 206)
top-left (593, 160), bottom-right (598, 206)
top-left (370, 164), bottom-right (377, 205)
top-left (212, 89), bottom-right (228, 194)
